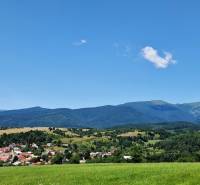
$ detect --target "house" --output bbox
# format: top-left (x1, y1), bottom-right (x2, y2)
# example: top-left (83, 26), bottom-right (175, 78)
top-left (102, 152), bottom-right (112, 158)
top-left (49, 151), bottom-right (56, 156)
top-left (47, 143), bottom-right (52, 147)
top-left (32, 143), bottom-right (38, 149)
top-left (17, 152), bottom-right (34, 164)
top-left (13, 161), bottom-right (21, 166)
top-left (90, 152), bottom-right (113, 158)
top-left (79, 158), bottom-right (86, 164)
top-left (90, 152), bottom-right (102, 158)
top-left (9, 143), bottom-right (16, 148)
top-left (21, 152), bottom-right (32, 158)
top-left (13, 147), bottom-right (21, 152)
top-left (0, 153), bottom-right (11, 162)
top-left (61, 144), bottom-right (68, 147)
top-left (123, 156), bottom-right (132, 160)
top-left (18, 154), bottom-right (26, 163)
top-left (0, 147), bottom-right (11, 153)
top-left (20, 145), bottom-right (27, 148)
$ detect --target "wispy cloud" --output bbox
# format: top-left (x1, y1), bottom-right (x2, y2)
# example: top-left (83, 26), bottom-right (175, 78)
top-left (73, 39), bottom-right (87, 46)
top-left (141, 46), bottom-right (176, 69)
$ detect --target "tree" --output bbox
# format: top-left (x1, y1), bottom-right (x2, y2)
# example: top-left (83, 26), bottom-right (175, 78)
top-left (70, 153), bottom-right (80, 164)
top-left (51, 153), bottom-right (64, 164)
top-left (64, 149), bottom-right (72, 159)
top-left (0, 161), bottom-right (4, 167)
top-left (41, 154), bottom-right (49, 162)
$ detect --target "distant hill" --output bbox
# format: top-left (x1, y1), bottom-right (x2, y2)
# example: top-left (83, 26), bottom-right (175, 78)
top-left (177, 102), bottom-right (200, 122)
top-left (0, 100), bottom-right (200, 128)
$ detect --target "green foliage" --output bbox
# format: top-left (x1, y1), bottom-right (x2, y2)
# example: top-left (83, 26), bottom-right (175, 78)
top-left (51, 153), bottom-right (64, 164)
top-left (0, 160), bottom-right (4, 167)
top-left (53, 129), bottom-right (65, 136)
top-left (32, 146), bottom-right (44, 156)
top-left (155, 132), bottom-right (200, 162)
top-left (41, 154), bottom-right (49, 162)
top-left (64, 149), bottom-right (72, 159)
top-left (69, 153), bottom-right (80, 164)
top-left (0, 130), bottom-right (53, 147)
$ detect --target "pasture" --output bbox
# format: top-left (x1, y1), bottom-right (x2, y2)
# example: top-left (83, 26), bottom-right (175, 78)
top-left (0, 163), bottom-right (200, 185)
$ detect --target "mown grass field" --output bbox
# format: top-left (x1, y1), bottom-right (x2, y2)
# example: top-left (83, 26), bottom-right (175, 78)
top-left (0, 163), bottom-right (200, 185)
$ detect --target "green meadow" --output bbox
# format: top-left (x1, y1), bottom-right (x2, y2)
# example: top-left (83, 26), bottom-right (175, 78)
top-left (0, 163), bottom-right (200, 185)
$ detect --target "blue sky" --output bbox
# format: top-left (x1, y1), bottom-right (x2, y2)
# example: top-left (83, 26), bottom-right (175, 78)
top-left (0, 0), bottom-right (200, 109)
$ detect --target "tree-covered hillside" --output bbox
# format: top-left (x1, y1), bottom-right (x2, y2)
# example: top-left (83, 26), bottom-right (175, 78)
top-left (0, 101), bottom-right (200, 128)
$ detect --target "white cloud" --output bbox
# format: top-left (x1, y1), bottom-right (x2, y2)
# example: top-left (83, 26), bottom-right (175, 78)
top-left (73, 39), bottom-right (87, 46)
top-left (141, 46), bottom-right (176, 69)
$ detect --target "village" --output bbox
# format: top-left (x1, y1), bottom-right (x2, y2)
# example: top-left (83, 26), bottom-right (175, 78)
top-left (0, 127), bottom-right (142, 166)
top-left (0, 142), bottom-right (132, 166)
top-left (0, 143), bottom-right (55, 166)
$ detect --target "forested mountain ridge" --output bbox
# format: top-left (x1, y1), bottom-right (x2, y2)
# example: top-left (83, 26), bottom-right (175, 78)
top-left (0, 100), bottom-right (200, 128)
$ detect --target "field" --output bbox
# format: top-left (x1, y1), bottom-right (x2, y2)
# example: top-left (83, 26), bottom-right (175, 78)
top-left (0, 127), bottom-right (75, 136)
top-left (118, 130), bottom-right (144, 137)
top-left (1, 163), bottom-right (200, 185)
top-left (0, 127), bottom-right (52, 135)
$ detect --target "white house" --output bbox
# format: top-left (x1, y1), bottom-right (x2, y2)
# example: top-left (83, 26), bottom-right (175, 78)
top-left (123, 156), bottom-right (132, 160)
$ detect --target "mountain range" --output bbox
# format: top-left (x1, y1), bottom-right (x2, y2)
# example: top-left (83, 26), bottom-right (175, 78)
top-left (0, 100), bottom-right (200, 128)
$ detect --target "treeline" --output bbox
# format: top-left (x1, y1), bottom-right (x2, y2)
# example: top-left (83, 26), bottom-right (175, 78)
top-left (0, 130), bottom-right (53, 147)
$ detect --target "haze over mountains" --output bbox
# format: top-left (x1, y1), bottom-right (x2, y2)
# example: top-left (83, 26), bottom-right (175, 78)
top-left (0, 100), bottom-right (200, 128)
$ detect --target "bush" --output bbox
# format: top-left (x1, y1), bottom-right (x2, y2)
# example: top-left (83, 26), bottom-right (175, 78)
top-left (51, 153), bottom-right (64, 164)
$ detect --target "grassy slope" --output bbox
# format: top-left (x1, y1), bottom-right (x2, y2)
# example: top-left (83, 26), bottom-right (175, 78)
top-left (0, 163), bottom-right (200, 185)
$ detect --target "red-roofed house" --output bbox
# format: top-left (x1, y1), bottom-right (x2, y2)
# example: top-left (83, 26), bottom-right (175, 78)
top-left (0, 147), bottom-right (10, 153)
top-left (0, 153), bottom-right (11, 162)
